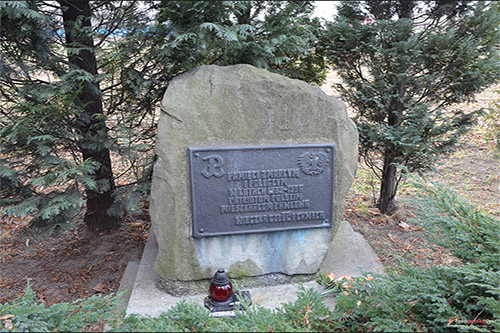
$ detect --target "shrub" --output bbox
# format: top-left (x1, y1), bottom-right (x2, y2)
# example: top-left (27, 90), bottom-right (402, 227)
top-left (0, 282), bottom-right (337, 332)
top-left (112, 301), bottom-right (219, 332)
top-left (319, 182), bottom-right (500, 332)
top-left (323, 263), bottom-right (499, 332)
top-left (0, 281), bottom-right (118, 332)
top-left (411, 182), bottom-right (499, 269)
top-left (113, 287), bottom-right (335, 332)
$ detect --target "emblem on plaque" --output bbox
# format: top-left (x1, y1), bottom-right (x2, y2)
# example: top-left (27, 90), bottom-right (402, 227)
top-left (199, 154), bottom-right (226, 178)
top-left (298, 152), bottom-right (329, 176)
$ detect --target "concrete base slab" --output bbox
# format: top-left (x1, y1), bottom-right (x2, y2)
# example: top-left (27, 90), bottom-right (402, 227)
top-left (124, 220), bottom-right (383, 317)
top-left (117, 261), bottom-right (139, 312)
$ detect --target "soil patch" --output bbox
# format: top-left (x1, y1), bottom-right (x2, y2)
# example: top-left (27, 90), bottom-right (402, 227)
top-left (0, 208), bottom-right (150, 305)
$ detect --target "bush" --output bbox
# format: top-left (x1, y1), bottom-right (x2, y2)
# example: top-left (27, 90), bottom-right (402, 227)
top-left (112, 287), bottom-right (334, 332)
top-left (0, 284), bottom-right (336, 332)
top-left (318, 182), bottom-right (500, 332)
top-left (323, 263), bottom-right (499, 332)
top-left (112, 301), bottom-right (218, 332)
top-left (411, 182), bottom-right (499, 269)
top-left (0, 281), bottom-right (118, 332)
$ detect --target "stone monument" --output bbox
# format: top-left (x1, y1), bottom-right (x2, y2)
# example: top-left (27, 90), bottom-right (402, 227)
top-left (150, 64), bottom-right (358, 296)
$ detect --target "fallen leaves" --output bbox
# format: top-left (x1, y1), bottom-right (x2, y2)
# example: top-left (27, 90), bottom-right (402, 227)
top-left (387, 233), bottom-right (397, 243)
top-left (0, 316), bottom-right (13, 331)
top-left (398, 221), bottom-right (411, 231)
top-left (0, 246), bottom-right (19, 261)
top-left (0, 315), bottom-right (15, 320)
top-left (447, 316), bottom-right (462, 326)
top-left (302, 306), bottom-right (312, 326)
top-left (0, 214), bottom-right (150, 305)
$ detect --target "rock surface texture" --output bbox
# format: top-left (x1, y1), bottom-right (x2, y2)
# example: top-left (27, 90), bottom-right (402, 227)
top-left (151, 64), bottom-right (358, 295)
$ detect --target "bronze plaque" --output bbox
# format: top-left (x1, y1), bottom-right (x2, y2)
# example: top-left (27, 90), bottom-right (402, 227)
top-left (189, 144), bottom-right (335, 238)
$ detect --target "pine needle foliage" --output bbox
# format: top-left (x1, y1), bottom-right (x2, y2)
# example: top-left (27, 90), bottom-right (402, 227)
top-left (0, 280), bottom-right (118, 332)
top-left (1, 1), bottom-right (99, 227)
top-left (411, 181), bottom-right (499, 269)
top-left (320, 182), bottom-right (500, 332)
top-left (1, 1), bottom-right (326, 230)
top-left (151, 1), bottom-right (325, 83)
top-left (326, 263), bottom-right (499, 332)
top-left (323, 1), bottom-right (500, 214)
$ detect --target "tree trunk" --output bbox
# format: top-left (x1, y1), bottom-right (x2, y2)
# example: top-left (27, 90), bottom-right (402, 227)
top-left (379, 152), bottom-right (398, 214)
top-left (397, 0), bottom-right (414, 19)
top-left (377, 0), bottom-right (410, 214)
top-left (60, 0), bottom-right (120, 231)
top-left (379, 92), bottom-right (404, 215)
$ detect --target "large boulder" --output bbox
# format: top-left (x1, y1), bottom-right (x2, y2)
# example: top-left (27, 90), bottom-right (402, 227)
top-left (151, 64), bottom-right (358, 295)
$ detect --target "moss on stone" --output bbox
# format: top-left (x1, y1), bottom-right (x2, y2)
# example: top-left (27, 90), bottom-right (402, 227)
top-left (229, 259), bottom-right (263, 278)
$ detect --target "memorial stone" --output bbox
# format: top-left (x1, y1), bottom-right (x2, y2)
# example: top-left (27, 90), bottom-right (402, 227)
top-left (151, 64), bottom-right (358, 296)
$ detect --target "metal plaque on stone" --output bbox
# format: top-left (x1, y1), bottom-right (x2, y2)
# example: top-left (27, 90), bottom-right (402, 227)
top-left (189, 144), bottom-right (335, 238)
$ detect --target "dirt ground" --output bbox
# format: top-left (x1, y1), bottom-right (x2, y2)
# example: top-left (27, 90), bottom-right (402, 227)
top-left (0, 79), bottom-right (498, 306)
top-left (0, 208), bottom-right (149, 305)
top-left (347, 129), bottom-right (499, 270)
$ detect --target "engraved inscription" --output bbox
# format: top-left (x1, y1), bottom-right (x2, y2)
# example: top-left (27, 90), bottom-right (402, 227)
top-left (235, 211), bottom-right (325, 225)
top-left (189, 144), bottom-right (335, 237)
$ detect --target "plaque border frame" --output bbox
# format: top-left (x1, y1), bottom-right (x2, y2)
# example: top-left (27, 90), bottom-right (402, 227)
top-left (188, 143), bottom-right (336, 238)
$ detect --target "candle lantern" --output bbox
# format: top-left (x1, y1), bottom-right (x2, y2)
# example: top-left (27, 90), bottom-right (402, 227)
top-left (204, 268), bottom-right (252, 312)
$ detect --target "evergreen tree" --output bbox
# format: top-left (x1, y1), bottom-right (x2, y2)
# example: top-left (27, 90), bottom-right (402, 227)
top-left (1, 0), bottom-right (119, 231)
top-left (59, 0), bottom-right (119, 231)
top-left (324, 0), bottom-right (500, 214)
top-left (1, 1), bottom-right (325, 230)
